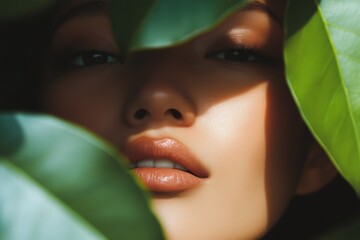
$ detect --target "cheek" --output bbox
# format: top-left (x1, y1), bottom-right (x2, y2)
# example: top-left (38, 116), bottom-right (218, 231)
top-left (41, 68), bottom-right (126, 142)
top-left (168, 82), bottom-right (307, 238)
top-left (200, 84), bottom-right (272, 237)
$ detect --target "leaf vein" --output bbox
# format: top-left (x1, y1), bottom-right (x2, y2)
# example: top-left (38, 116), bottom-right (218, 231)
top-left (327, 22), bottom-right (360, 37)
top-left (337, 51), bottom-right (360, 64)
top-left (315, 0), bottom-right (360, 177)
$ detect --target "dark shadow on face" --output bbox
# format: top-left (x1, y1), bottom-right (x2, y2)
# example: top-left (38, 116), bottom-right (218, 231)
top-left (119, 47), bottom-right (269, 135)
top-left (262, 67), bottom-right (312, 235)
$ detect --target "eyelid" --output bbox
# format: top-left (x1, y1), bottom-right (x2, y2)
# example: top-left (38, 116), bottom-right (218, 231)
top-left (206, 42), bottom-right (283, 65)
top-left (57, 50), bottom-right (122, 69)
top-left (207, 41), bottom-right (257, 55)
top-left (207, 44), bottom-right (264, 61)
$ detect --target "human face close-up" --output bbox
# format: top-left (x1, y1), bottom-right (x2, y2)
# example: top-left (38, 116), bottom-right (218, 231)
top-left (42, 0), bottom-right (312, 239)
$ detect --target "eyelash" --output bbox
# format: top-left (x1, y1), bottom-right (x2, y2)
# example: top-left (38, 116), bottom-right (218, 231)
top-left (57, 45), bottom-right (270, 70)
top-left (61, 50), bottom-right (121, 68)
top-left (208, 45), bottom-right (269, 63)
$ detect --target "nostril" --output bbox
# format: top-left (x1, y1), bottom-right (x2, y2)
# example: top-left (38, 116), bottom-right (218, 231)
top-left (167, 108), bottom-right (183, 120)
top-left (134, 109), bottom-right (150, 120)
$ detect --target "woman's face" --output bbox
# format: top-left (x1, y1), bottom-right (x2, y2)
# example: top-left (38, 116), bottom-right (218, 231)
top-left (43, 0), bottom-right (310, 239)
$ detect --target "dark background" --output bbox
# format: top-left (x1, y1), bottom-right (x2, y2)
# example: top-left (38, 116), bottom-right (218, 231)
top-left (0, 10), bottom-right (53, 112)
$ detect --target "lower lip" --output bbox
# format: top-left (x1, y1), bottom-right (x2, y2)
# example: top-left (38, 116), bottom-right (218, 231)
top-left (132, 168), bottom-right (203, 192)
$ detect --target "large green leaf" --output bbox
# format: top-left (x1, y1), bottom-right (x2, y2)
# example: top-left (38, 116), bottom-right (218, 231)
top-left (110, 0), bottom-right (248, 52)
top-left (285, 0), bottom-right (360, 194)
top-left (0, 0), bottom-right (55, 21)
top-left (0, 113), bottom-right (164, 240)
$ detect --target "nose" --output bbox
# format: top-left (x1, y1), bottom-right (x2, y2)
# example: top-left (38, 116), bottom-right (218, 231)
top-left (124, 85), bottom-right (196, 127)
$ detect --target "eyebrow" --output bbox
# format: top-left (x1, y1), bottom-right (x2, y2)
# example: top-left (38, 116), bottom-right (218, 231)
top-left (52, 0), bottom-right (108, 31)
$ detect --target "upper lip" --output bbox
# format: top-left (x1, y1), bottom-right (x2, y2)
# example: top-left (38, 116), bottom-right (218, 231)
top-left (121, 137), bottom-right (209, 178)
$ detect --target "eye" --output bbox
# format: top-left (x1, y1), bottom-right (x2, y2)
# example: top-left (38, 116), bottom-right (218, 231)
top-left (209, 48), bottom-right (268, 63)
top-left (69, 51), bottom-right (120, 67)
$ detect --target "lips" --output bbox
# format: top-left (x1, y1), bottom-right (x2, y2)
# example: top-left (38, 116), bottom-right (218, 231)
top-left (122, 137), bottom-right (209, 192)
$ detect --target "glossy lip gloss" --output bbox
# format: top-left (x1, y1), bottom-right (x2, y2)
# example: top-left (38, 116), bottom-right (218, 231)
top-left (122, 137), bottom-right (209, 192)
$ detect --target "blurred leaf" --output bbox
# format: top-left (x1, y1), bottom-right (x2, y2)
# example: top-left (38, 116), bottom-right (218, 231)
top-left (110, 0), bottom-right (247, 52)
top-left (0, 113), bottom-right (164, 240)
top-left (313, 216), bottom-right (360, 240)
top-left (285, 0), bottom-right (360, 194)
top-left (0, 0), bottom-right (55, 21)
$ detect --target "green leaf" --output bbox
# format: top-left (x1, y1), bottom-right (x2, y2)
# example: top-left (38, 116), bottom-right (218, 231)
top-left (313, 217), bottom-right (360, 240)
top-left (285, 0), bottom-right (360, 194)
top-left (0, 113), bottom-right (164, 240)
top-left (110, 0), bottom-right (248, 52)
top-left (0, 0), bottom-right (55, 21)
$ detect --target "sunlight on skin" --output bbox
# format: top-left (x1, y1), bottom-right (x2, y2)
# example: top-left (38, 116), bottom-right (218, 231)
top-left (41, 0), bottom-right (336, 239)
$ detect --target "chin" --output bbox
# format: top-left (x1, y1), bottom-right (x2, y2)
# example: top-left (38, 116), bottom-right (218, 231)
top-left (150, 193), bottom-right (269, 240)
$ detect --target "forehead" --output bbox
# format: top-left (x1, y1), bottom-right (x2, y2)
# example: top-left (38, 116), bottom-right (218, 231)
top-left (53, 0), bottom-right (108, 18)
top-left (261, 0), bottom-right (287, 18)
top-left (55, 0), bottom-right (286, 18)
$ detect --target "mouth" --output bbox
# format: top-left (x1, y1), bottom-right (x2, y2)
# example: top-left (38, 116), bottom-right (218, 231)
top-left (122, 137), bottom-right (209, 193)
